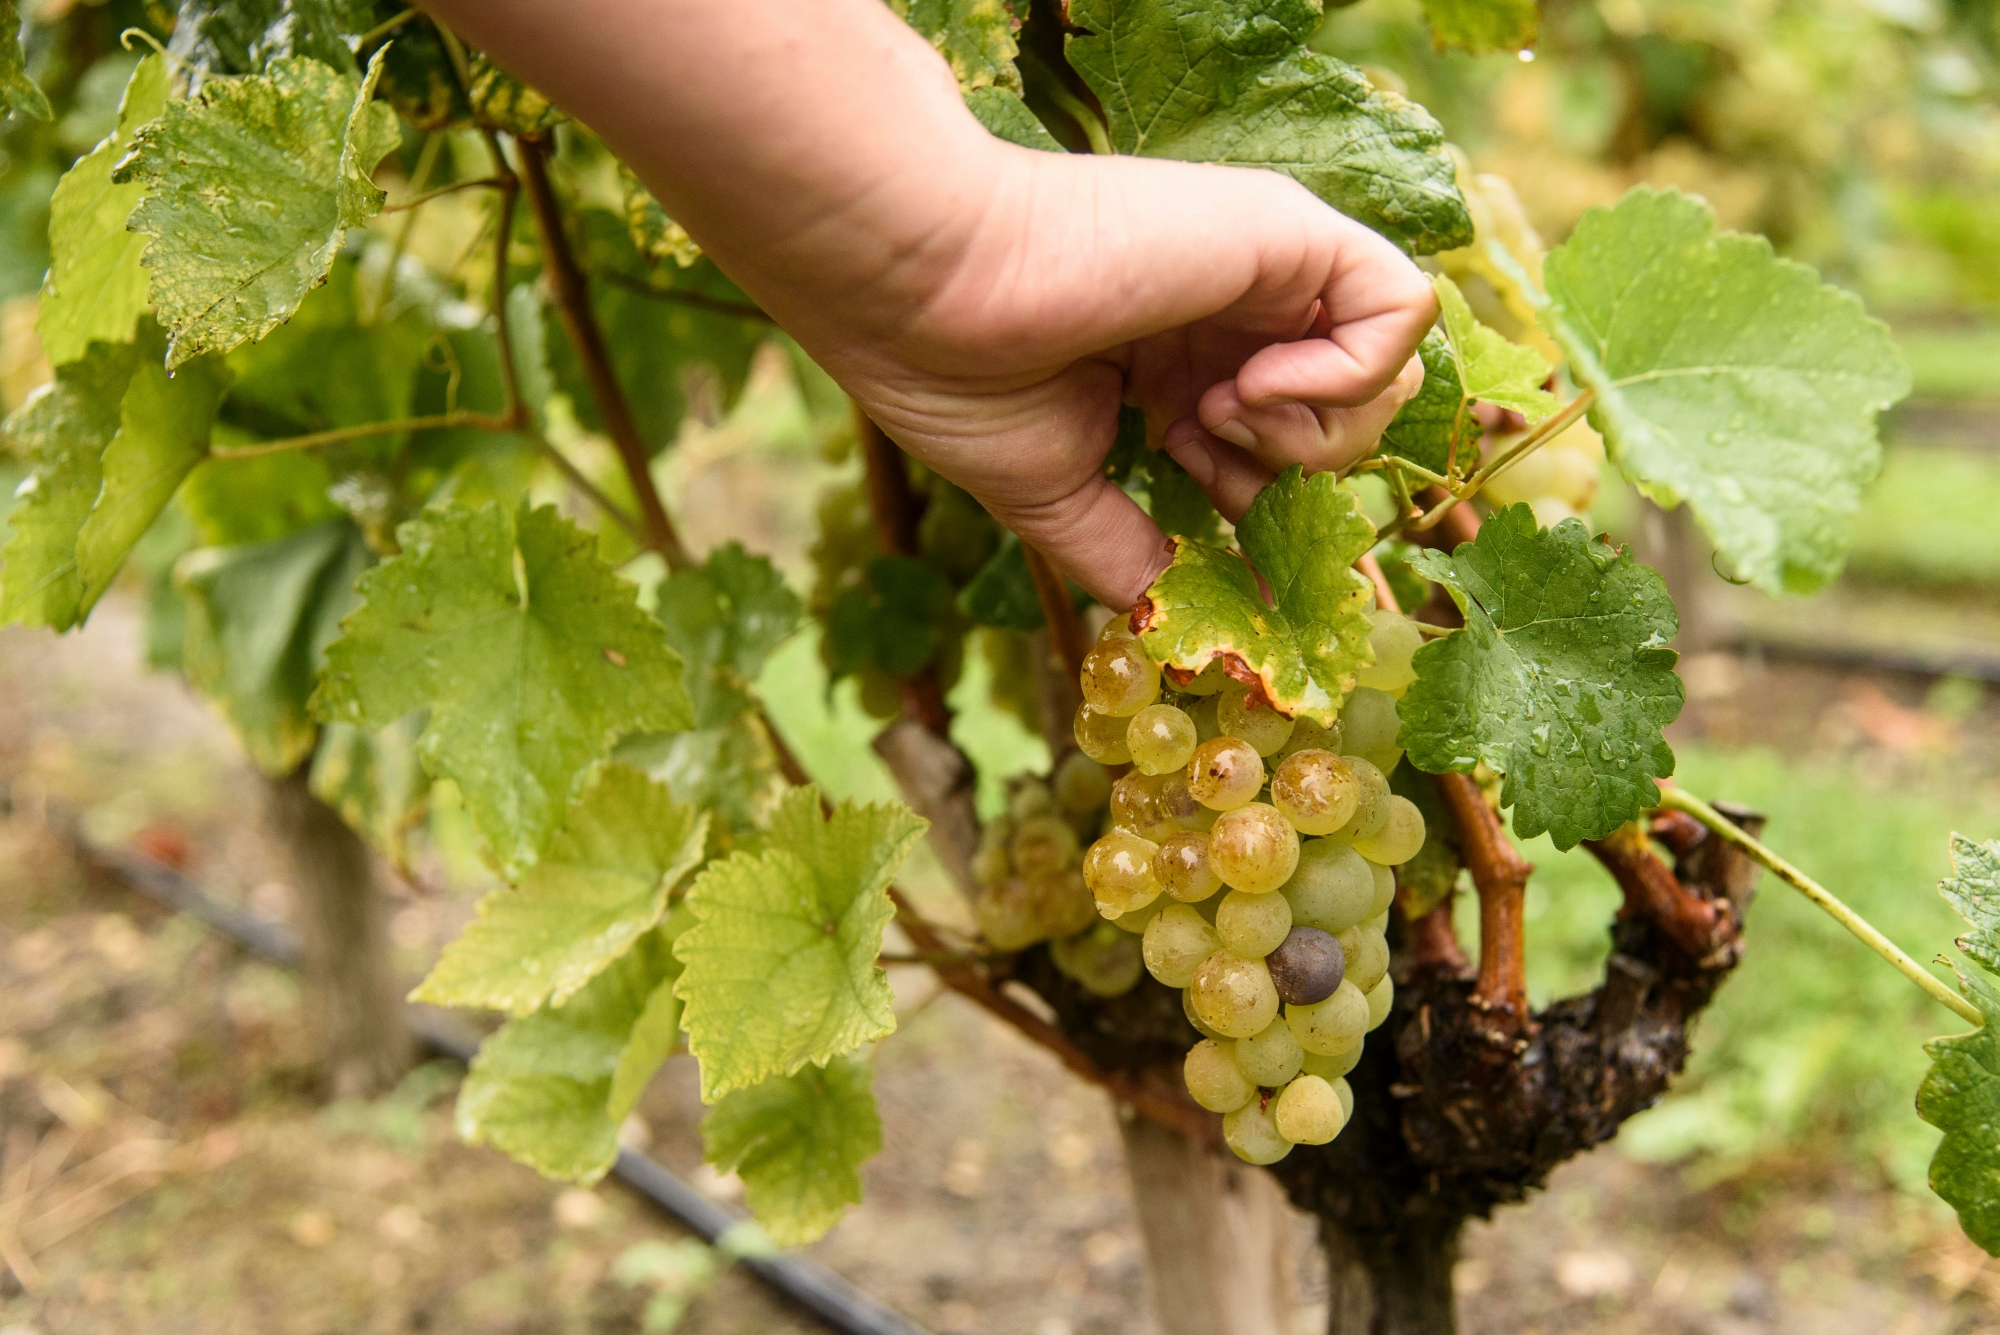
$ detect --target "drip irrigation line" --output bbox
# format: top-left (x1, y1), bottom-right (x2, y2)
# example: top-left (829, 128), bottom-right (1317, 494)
top-left (59, 822), bottom-right (934, 1335)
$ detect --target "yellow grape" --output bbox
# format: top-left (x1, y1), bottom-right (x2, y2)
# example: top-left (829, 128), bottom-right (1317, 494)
top-left (1029, 867), bottom-right (1097, 939)
top-left (1218, 686), bottom-right (1295, 757)
top-left (1049, 922), bottom-right (1144, 997)
top-left (1365, 973), bottom-right (1394, 1032)
top-left (1335, 923), bottom-right (1389, 994)
top-left (1186, 695), bottom-right (1223, 742)
top-left (1184, 1038), bottom-right (1257, 1113)
top-left (1208, 803), bottom-right (1300, 894)
top-left (1189, 950), bottom-right (1280, 1038)
top-left (1111, 894), bottom-right (1168, 936)
top-left (1327, 755), bottom-right (1392, 843)
top-left (1010, 814), bottom-right (1079, 879)
top-left (1080, 639), bottom-right (1161, 717)
top-left (1277, 715), bottom-right (1343, 761)
top-left (1187, 736), bottom-right (1265, 811)
top-left (1353, 795), bottom-right (1426, 867)
top-left (973, 877), bottom-right (1041, 952)
top-left (1301, 1044), bottom-right (1361, 1081)
top-left (1216, 888), bottom-right (1293, 958)
top-left (1082, 829), bottom-right (1161, 914)
top-left (1154, 830), bottom-right (1222, 902)
top-left (1142, 903), bottom-right (1222, 987)
top-left (1073, 704), bottom-right (1132, 765)
top-left (1183, 986), bottom-right (1226, 1041)
top-left (1127, 703), bottom-right (1198, 776)
top-left (1053, 750), bottom-right (1112, 816)
top-left (1234, 1014), bottom-right (1305, 1087)
top-left (1222, 1098), bottom-right (1293, 1165)
top-left (1271, 749), bottom-right (1359, 836)
top-left (1281, 839), bottom-right (1375, 934)
top-left (1339, 687), bottom-right (1403, 774)
top-left (1286, 980), bottom-right (1368, 1055)
top-left (1274, 1074), bottom-right (1346, 1145)
top-left (1355, 610), bottom-right (1422, 697)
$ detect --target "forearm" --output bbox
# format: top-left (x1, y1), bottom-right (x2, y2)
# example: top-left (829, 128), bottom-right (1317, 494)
top-left (419, 0), bottom-right (995, 337)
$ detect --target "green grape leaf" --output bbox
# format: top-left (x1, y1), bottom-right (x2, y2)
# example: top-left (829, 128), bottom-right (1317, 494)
top-left (1918, 963), bottom-right (2000, 1255)
top-left (653, 543), bottom-right (803, 729)
top-left (179, 520), bottom-right (372, 775)
top-left (1380, 330), bottom-right (1465, 475)
top-left (116, 51), bottom-right (401, 368)
top-left (893, 0), bottom-right (1025, 94)
top-left (466, 51), bottom-right (564, 136)
top-left (967, 86), bottom-right (1063, 151)
top-left (308, 716), bottom-right (429, 863)
top-left (457, 928), bottom-right (681, 1184)
top-left (1, 329), bottom-right (227, 630)
top-left (619, 163), bottom-right (701, 267)
top-left (674, 787), bottom-right (926, 1102)
top-left (823, 554), bottom-right (956, 680)
top-left (373, 18), bottom-right (472, 131)
top-left (1399, 505), bottom-right (1683, 850)
top-left (39, 53), bottom-right (168, 365)
top-left (616, 716), bottom-right (788, 857)
top-left (1942, 834), bottom-right (2000, 977)
top-left (1388, 759), bottom-right (1461, 916)
top-left (1137, 466), bottom-right (1376, 725)
top-left (960, 536), bottom-right (1044, 631)
top-left (414, 765), bottom-right (709, 1016)
top-left (1436, 273), bottom-right (1556, 423)
top-left (1419, 0), bottom-right (1537, 54)
top-left (312, 502), bottom-right (693, 877)
top-left (702, 1058), bottom-right (882, 1246)
top-left (1065, 0), bottom-right (1470, 254)
top-left (1541, 188), bottom-right (1910, 595)
top-left (181, 450), bottom-right (341, 546)
top-left (167, 0), bottom-right (363, 83)
top-left (0, 0), bottom-right (51, 121)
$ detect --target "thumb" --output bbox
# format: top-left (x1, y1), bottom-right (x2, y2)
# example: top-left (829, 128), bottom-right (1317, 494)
top-left (985, 474), bottom-right (1176, 612)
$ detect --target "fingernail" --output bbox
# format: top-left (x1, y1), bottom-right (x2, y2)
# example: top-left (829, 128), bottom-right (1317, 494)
top-left (1210, 418), bottom-right (1257, 449)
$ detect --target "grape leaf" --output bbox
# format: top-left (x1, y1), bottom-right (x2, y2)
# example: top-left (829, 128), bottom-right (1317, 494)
top-left (1399, 505), bottom-right (1683, 850)
top-left (167, 0), bottom-right (363, 84)
top-left (960, 536), bottom-right (1044, 631)
top-left (824, 554), bottom-right (957, 680)
top-left (1065, 0), bottom-right (1470, 254)
top-left (1541, 188), bottom-right (1910, 595)
top-left (1436, 273), bottom-right (1556, 423)
top-left (413, 765), bottom-right (709, 1016)
top-left (1918, 963), bottom-right (2000, 1255)
top-left (39, 53), bottom-right (167, 365)
top-left (674, 787), bottom-right (926, 1102)
top-left (116, 51), bottom-right (401, 368)
top-left (372, 17), bottom-right (472, 131)
top-left (1942, 834), bottom-right (2000, 977)
top-left (893, 0), bottom-right (1025, 94)
top-left (181, 450), bottom-right (341, 546)
top-left (308, 716), bottom-right (429, 863)
top-left (457, 927), bottom-right (683, 1184)
top-left (702, 1058), bottom-right (882, 1246)
top-left (619, 163), bottom-right (701, 267)
top-left (967, 86), bottom-right (1064, 151)
top-left (652, 543), bottom-right (803, 729)
top-left (1378, 328), bottom-right (1460, 474)
top-left (1137, 465), bottom-right (1376, 725)
top-left (1419, 0), bottom-right (1537, 54)
top-left (0, 0), bottom-right (50, 121)
top-left (311, 502), bottom-right (695, 877)
top-left (179, 520), bottom-right (371, 775)
top-left (466, 52), bottom-right (564, 136)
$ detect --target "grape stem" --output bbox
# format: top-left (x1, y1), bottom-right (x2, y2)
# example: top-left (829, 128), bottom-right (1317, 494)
top-left (1395, 389), bottom-right (1598, 536)
top-left (1658, 788), bottom-right (1981, 1026)
top-left (1022, 543), bottom-right (1090, 692)
top-left (595, 271), bottom-right (776, 323)
top-left (379, 174), bottom-right (510, 214)
top-left (1435, 772), bottom-right (1533, 1037)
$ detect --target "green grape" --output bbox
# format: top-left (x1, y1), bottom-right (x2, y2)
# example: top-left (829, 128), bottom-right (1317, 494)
top-left (1031, 867), bottom-right (1097, 939)
top-left (1049, 922), bottom-right (1144, 997)
top-left (974, 877), bottom-right (1042, 951)
top-left (1234, 1014), bottom-right (1305, 1087)
top-left (1009, 779), bottom-right (1054, 822)
top-left (1097, 613), bottom-right (1137, 644)
top-left (1270, 749), bottom-right (1359, 836)
top-left (1369, 863), bottom-right (1396, 917)
top-left (1187, 695), bottom-right (1223, 743)
top-left (1184, 1038), bottom-right (1257, 1113)
top-left (1274, 1074), bottom-right (1346, 1145)
top-left (1053, 750), bottom-right (1111, 817)
top-left (1332, 1076), bottom-right (1354, 1124)
top-left (1127, 703), bottom-right (1198, 776)
top-left (857, 668), bottom-right (903, 721)
top-left (1326, 756), bottom-right (1392, 844)
top-left (1189, 950), bottom-right (1280, 1039)
top-left (1335, 923), bottom-right (1389, 994)
top-left (1011, 814), bottom-right (1079, 878)
top-left (1187, 736), bottom-right (1264, 811)
top-left (971, 840), bottom-right (1012, 890)
top-left (1177, 660), bottom-right (1234, 696)
top-left (1286, 980), bottom-right (1368, 1055)
top-left (1281, 839), bottom-right (1375, 933)
top-left (1352, 795), bottom-right (1426, 867)
top-left (1110, 771), bottom-right (1177, 840)
top-left (1365, 973), bottom-right (1394, 1032)
top-left (1152, 769), bottom-right (1205, 831)
top-left (1301, 1044), bottom-right (1361, 1081)
top-left (1111, 893), bottom-right (1168, 936)
top-left (1082, 830), bottom-right (1161, 914)
top-left (1339, 687), bottom-right (1403, 774)
top-left (1183, 986), bottom-right (1225, 1041)
top-left (1216, 888), bottom-right (1293, 958)
top-left (1154, 830), bottom-right (1222, 903)
top-left (1073, 704), bottom-right (1133, 765)
top-left (1080, 639), bottom-right (1161, 717)
top-left (1142, 903), bottom-right (1222, 987)
top-left (1222, 1098), bottom-right (1293, 1165)
top-left (1356, 609), bottom-right (1422, 697)
top-left (1365, 909), bottom-right (1389, 934)
top-left (1208, 803), bottom-right (1300, 894)
top-left (1277, 715), bottom-right (1343, 761)
top-left (1217, 687), bottom-right (1295, 757)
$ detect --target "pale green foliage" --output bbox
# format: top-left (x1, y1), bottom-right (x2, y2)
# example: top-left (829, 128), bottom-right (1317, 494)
top-left (1419, 0), bottom-right (1537, 53)
top-left (1435, 274), bottom-right (1556, 423)
top-left (891, 0), bottom-right (1024, 94)
top-left (116, 52), bottom-right (401, 367)
top-left (674, 787), bottom-right (926, 1102)
top-left (0, 0), bottom-right (50, 120)
top-left (1943, 835), bottom-right (2000, 983)
top-left (1918, 963), bottom-right (2000, 1253)
top-left (179, 520), bottom-right (371, 775)
top-left (414, 765), bottom-right (709, 1016)
top-left (457, 929), bottom-right (684, 1184)
top-left (652, 543), bottom-right (803, 729)
top-left (39, 54), bottom-right (167, 365)
top-left (1400, 505), bottom-right (1683, 849)
top-left (702, 1059), bottom-right (882, 1245)
top-left (308, 717), bottom-right (429, 862)
top-left (1139, 466), bottom-right (1376, 724)
top-left (1065, 0), bottom-right (1470, 253)
top-left (1541, 188), bottom-right (1910, 594)
top-left (311, 502), bottom-right (694, 877)
top-left (966, 86), bottom-right (1063, 151)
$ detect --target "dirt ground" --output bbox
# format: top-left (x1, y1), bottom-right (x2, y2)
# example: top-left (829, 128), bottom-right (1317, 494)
top-left (5, 601), bottom-right (2000, 1335)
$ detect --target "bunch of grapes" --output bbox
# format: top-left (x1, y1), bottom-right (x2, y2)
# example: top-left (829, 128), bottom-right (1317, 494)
top-left (971, 759), bottom-right (1148, 998)
top-left (1074, 610), bottom-right (1427, 1164)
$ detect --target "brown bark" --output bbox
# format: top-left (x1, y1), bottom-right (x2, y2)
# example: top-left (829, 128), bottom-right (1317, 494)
top-left (1321, 1215), bottom-right (1462, 1335)
top-left (1434, 773), bottom-right (1532, 1038)
top-left (1403, 894), bottom-right (1470, 976)
top-left (1022, 542), bottom-right (1089, 691)
top-left (262, 770), bottom-right (411, 1098)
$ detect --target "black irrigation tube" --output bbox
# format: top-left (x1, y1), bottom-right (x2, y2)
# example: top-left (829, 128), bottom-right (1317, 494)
top-left (65, 830), bottom-right (934, 1335)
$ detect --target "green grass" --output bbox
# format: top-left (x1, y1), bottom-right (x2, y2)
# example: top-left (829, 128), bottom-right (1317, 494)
top-left (1460, 745), bottom-right (2000, 1196)
top-left (1895, 326), bottom-right (2000, 402)
top-left (1845, 445), bottom-right (2000, 586)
